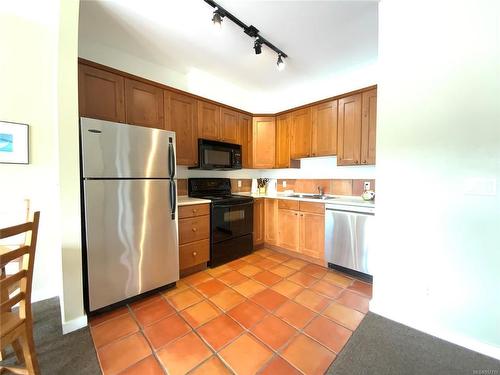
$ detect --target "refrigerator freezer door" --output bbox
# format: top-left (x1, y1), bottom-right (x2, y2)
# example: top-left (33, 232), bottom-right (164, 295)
top-left (81, 117), bottom-right (176, 179)
top-left (84, 179), bottom-right (179, 311)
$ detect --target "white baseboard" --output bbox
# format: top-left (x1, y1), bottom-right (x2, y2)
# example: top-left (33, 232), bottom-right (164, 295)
top-left (369, 299), bottom-right (500, 361)
top-left (62, 314), bottom-right (88, 334)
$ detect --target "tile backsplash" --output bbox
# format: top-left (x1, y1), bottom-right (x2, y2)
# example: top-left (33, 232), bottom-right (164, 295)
top-left (177, 178), bottom-right (375, 196)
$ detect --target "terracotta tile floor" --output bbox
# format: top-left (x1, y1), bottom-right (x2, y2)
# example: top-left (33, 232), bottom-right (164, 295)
top-left (89, 248), bottom-right (373, 375)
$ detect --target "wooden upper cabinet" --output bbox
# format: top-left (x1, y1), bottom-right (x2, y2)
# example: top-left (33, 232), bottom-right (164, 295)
top-left (337, 93), bottom-right (362, 165)
top-left (253, 198), bottom-right (265, 246)
top-left (275, 114), bottom-right (291, 168)
top-left (278, 208), bottom-right (300, 252)
top-left (290, 107), bottom-right (312, 159)
top-left (197, 101), bottom-right (220, 141)
top-left (264, 199), bottom-right (278, 245)
top-left (164, 91), bottom-right (198, 166)
top-left (311, 100), bottom-right (338, 157)
top-left (299, 212), bottom-right (325, 260)
top-left (78, 64), bottom-right (125, 123)
top-left (361, 89), bottom-right (377, 165)
top-left (252, 117), bottom-right (276, 169)
top-left (220, 108), bottom-right (240, 144)
top-left (239, 113), bottom-right (253, 168)
top-left (124, 78), bottom-right (164, 129)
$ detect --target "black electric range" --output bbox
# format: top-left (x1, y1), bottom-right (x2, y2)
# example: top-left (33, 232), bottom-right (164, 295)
top-left (188, 178), bottom-right (254, 267)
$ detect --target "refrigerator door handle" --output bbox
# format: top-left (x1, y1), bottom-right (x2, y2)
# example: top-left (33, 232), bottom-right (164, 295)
top-left (168, 141), bottom-right (176, 179)
top-left (170, 180), bottom-right (177, 219)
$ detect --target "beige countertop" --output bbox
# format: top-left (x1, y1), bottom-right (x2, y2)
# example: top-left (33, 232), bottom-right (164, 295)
top-left (237, 192), bottom-right (375, 208)
top-left (177, 196), bottom-right (211, 206)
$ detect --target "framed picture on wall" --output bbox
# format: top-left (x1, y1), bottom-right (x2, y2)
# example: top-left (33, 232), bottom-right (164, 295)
top-left (0, 121), bottom-right (29, 164)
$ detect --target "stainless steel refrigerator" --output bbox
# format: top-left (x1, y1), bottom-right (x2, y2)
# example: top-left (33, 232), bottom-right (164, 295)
top-left (80, 117), bottom-right (179, 312)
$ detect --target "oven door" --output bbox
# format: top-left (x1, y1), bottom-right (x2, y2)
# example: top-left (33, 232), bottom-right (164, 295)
top-left (212, 202), bottom-right (253, 243)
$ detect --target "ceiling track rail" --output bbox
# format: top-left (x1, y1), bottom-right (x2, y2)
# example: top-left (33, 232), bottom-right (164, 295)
top-left (203, 0), bottom-right (288, 58)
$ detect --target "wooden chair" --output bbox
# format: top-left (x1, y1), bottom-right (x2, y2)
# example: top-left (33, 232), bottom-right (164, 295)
top-left (0, 211), bottom-right (40, 375)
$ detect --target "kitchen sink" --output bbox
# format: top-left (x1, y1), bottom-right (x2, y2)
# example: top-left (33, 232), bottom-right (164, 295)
top-left (288, 194), bottom-right (336, 200)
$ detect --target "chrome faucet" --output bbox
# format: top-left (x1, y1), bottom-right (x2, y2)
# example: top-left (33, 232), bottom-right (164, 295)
top-left (317, 186), bottom-right (324, 197)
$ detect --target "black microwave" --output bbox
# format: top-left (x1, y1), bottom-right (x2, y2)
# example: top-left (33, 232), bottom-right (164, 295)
top-left (189, 139), bottom-right (242, 170)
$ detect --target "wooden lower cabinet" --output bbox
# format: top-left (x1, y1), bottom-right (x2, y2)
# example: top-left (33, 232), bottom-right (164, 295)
top-left (179, 239), bottom-right (209, 270)
top-left (264, 199), bottom-right (278, 245)
top-left (178, 204), bottom-right (210, 274)
top-left (277, 209), bottom-right (300, 252)
top-left (253, 198), bottom-right (265, 246)
top-left (299, 212), bottom-right (325, 259)
top-left (277, 202), bottom-right (325, 260)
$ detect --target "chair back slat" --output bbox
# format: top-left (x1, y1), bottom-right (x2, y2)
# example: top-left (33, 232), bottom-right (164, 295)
top-left (0, 222), bottom-right (33, 240)
top-left (1, 291), bottom-right (24, 312)
top-left (0, 269), bottom-right (27, 294)
top-left (0, 211), bottom-right (39, 321)
top-left (0, 246), bottom-right (30, 268)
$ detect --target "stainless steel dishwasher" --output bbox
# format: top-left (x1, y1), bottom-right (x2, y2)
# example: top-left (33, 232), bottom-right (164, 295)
top-left (325, 202), bottom-right (375, 279)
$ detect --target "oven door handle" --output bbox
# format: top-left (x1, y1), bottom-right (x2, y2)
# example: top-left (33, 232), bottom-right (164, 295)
top-left (214, 202), bottom-right (253, 209)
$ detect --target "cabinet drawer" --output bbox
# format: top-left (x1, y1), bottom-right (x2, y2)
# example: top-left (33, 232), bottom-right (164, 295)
top-left (179, 216), bottom-right (210, 244)
top-left (278, 200), bottom-right (300, 210)
top-left (179, 204), bottom-right (210, 219)
top-left (179, 239), bottom-right (210, 270)
top-left (299, 201), bottom-right (325, 214)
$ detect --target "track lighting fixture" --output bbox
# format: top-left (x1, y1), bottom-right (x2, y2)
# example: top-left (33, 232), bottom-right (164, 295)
top-left (254, 38), bottom-right (262, 55)
top-left (212, 8), bottom-right (223, 27)
top-left (277, 54), bottom-right (285, 71)
top-left (204, 0), bottom-right (288, 70)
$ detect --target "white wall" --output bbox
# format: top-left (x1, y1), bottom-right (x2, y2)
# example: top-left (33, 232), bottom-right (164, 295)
top-left (0, 0), bottom-right (83, 333)
top-left (372, 0), bottom-right (500, 359)
top-left (0, 1), bottom-right (63, 303)
top-left (57, 0), bottom-right (85, 331)
top-left (178, 156), bottom-right (376, 181)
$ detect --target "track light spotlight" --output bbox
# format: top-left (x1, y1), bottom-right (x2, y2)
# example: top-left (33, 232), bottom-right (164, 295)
top-left (254, 38), bottom-right (262, 55)
top-left (212, 8), bottom-right (223, 27)
top-left (277, 54), bottom-right (285, 71)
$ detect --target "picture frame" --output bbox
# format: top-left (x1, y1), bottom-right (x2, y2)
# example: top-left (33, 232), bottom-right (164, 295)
top-left (0, 121), bottom-right (29, 164)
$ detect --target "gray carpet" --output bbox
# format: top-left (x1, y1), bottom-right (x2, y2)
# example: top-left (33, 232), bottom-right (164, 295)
top-left (328, 312), bottom-right (500, 375)
top-left (1, 297), bottom-right (100, 375)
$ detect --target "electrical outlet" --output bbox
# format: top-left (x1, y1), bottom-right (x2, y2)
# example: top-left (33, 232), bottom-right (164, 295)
top-left (283, 181), bottom-right (287, 188)
top-left (364, 181), bottom-right (371, 191)
top-left (237, 180), bottom-right (242, 188)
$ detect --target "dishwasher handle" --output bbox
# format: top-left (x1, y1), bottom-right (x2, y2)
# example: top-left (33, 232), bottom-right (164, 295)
top-left (325, 204), bottom-right (375, 215)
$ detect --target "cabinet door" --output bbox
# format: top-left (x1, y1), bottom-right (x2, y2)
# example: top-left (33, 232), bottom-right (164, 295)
top-left (252, 117), bottom-right (276, 169)
top-left (361, 89), bottom-right (377, 165)
top-left (311, 100), bottom-right (338, 157)
top-left (264, 199), bottom-right (278, 245)
top-left (278, 209), bottom-right (300, 252)
top-left (220, 108), bottom-right (240, 144)
top-left (197, 101), bottom-right (220, 140)
top-left (78, 64), bottom-right (125, 123)
top-left (125, 79), bottom-right (164, 129)
top-left (299, 212), bottom-right (325, 260)
top-left (276, 114), bottom-right (291, 168)
top-left (165, 91), bottom-right (198, 166)
top-left (290, 107), bottom-right (312, 159)
top-left (337, 94), bottom-right (362, 165)
top-left (240, 113), bottom-right (253, 168)
top-left (253, 198), bottom-right (265, 246)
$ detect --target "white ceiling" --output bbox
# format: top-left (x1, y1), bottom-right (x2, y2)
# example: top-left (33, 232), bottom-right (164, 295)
top-left (79, 0), bottom-right (378, 112)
